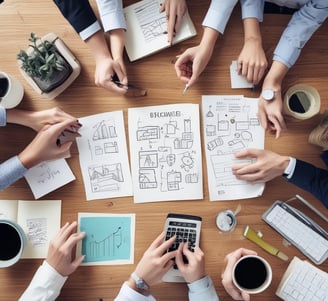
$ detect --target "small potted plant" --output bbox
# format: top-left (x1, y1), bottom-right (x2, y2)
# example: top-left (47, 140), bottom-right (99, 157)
top-left (17, 32), bottom-right (81, 99)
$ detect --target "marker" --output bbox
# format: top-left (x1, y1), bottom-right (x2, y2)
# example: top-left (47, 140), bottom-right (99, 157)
top-left (183, 84), bottom-right (189, 94)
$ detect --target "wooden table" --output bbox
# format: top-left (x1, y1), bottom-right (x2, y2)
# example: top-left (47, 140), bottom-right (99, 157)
top-left (0, 1), bottom-right (327, 300)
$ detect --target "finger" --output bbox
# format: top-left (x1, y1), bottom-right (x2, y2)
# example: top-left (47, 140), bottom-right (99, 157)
top-left (257, 107), bottom-right (268, 130)
top-left (155, 235), bottom-right (177, 255)
top-left (241, 291), bottom-right (251, 301)
top-left (167, 13), bottom-right (175, 44)
top-left (149, 232), bottom-right (166, 249)
top-left (234, 149), bottom-right (253, 159)
top-left (56, 221), bottom-right (78, 245)
top-left (267, 114), bottom-right (282, 138)
top-left (237, 60), bottom-right (243, 75)
top-left (71, 255), bottom-right (85, 270)
top-left (175, 243), bottom-right (185, 269)
top-left (62, 231), bottom-right (86, 253)
top-left (174, 13), bottom-right (184, 34)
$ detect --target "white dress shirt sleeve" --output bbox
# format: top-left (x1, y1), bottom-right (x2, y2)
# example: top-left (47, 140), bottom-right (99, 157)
top-left (113, 282), bottom-right (156, 301)
top-left (96, 0), bottom-right (126, 32)
top-left (19, 261), bottom-right (68, 301)
top-left (188, 275), bottom-right (219, 301)
top-left (273, 0), bottom-right (328, 68)
top-left (79, 21), bottom-right (102, 41)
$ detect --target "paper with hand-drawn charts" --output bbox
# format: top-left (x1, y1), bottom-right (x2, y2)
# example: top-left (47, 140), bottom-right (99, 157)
top-left (128, 103), bottom-right (203, 203)
top-left (202, 95), bottom-right (265, 201)
top-left (77, 213), bottom-right (135, 265)
top-left (76, 111), bottom-right (133, 200)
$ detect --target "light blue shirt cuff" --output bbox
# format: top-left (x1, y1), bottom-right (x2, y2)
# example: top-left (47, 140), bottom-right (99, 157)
top-left (0, 156), bottom-right (27, 191)
top-left (241, 0), bottom-right (263, 21)
top-left (188, 275), bottom-right (219, 301)
top-left (19, 261), bottom-right (67, 301)
top-left (96, 0), bottom-right (126, 32)
top-left (283, 157), bottom-right (296, 180)
top-left (79, 21), bottom-right (102, 41)
top-left (202, 0), bottom-right (238, 34)
top-left (0, 106), bottom-right (6, 126)
top-left (273, 37), bottom-right (300, 68)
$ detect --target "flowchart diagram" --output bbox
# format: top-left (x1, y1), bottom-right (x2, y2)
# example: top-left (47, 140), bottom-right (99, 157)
top-left (202, 95), bottom-right (265, 201)
top-left (128, 103), bottom-right (203, 203)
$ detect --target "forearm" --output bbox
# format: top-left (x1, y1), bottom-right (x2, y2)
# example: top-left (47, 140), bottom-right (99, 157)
top-left (243, 18), bottom-right (262, 45)
top-left (109, 29), bottom-right (125, 61)
top-left (263, 61), bottom-right (289, 90)
top-left (199, 27), bottom-right (219, 54)
top-left (6, 109), bottom-right (35, 128)
top-left (85, 31), bottom-right (113, 61)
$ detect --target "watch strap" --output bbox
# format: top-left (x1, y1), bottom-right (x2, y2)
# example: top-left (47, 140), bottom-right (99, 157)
top-left (131, 272), bottom-right (149, 290)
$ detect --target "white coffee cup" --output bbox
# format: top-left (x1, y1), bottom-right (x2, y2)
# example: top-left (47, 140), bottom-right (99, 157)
top-left (0, 71), bottom-right (24, 109)
top-left (232, 255), bottom-right (272, 294)
top-left (0, 220), bottom-right (26, 268)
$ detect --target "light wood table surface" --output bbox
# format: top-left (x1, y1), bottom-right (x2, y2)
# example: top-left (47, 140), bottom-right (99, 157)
top-left (0, 1), bottom-right (327, 300)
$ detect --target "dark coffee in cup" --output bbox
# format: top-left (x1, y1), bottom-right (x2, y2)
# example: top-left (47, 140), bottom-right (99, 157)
top-left (0, 77), bottom-right (9, 97)
top-left (232, 255), bottom-right (272, 294)
top-left (0, 220), bottom-right (25, 267)
top-left (0, 223), bottom-right (22, 260)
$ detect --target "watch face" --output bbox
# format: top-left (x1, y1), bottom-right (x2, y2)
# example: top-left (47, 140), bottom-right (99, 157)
top-left (262, 89), bottom-right (275, 101)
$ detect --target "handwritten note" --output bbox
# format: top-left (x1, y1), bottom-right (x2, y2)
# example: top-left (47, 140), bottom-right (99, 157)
top-left (24, 159), bottom-right (75, 199)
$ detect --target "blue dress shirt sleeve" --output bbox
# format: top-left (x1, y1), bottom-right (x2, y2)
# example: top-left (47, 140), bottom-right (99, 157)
top-left (241, 0), bottom-right (264, 21)
top-left (187, 276), bottom-right (219, 301)
top-left (96, 0), bottom-right (126, 32)
top-left (273, 0), bottom-right (328, 68)
top-left (202, 0), bottom-right (239, 34)
top-left (19, 261), bottom-right (67, 301)
top-left (0, 156), bottom-right (28, 191)
top-left (0, 105), bottom-right (6, 126)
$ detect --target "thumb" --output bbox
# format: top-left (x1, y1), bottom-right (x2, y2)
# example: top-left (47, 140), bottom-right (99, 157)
top-left (234, 148), bottom-right (259, 159)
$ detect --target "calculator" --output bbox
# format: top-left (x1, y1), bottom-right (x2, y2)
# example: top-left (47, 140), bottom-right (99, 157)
top-left (162, 213), bottom-right (202, 282)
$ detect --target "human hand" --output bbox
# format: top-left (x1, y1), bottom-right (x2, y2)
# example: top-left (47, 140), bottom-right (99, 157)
top-left (46, 221), bottom-right (86, 277)
top-left (134, 232), bottom-right (177, 287)
top-left (18, 119), bottom-right (81, 169)
top-left (175, 44), bottom-right (212, 88)
top-left (175, 243), bottom-right (206, 283)
top-left (232, 148), bottom-right (290, 183)
top-left (258, 89), bottom-right (286, 138)
top-left (94, 55), bottom-right (128, 95)
top-left (160, 0), bottom-right (187, 44)
top-left (237, 38), bottom-right (267, 84)
top-left (221, 248), bottom-right (257, 301)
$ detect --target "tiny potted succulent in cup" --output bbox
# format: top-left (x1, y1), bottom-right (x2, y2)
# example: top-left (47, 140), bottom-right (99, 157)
top-left (17, 32), bottom-right (81, 99)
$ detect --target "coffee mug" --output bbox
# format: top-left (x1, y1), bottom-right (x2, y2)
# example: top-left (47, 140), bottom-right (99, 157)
top-left (232, 255), bottom-right (272, 294)
top-left (0, 71), bottom-right (24, 109)
top-left (0, 220), bottom-right (26, 268)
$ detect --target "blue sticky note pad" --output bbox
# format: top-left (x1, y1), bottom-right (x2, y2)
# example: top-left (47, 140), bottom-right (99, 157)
top-left (78, 213), bottom-right (135, 265)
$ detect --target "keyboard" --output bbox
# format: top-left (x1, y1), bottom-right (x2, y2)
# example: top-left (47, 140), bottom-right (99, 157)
top-left (262, 201), bottom-right (328, 265)
top-left (276, 256), bottom-right (328, 301)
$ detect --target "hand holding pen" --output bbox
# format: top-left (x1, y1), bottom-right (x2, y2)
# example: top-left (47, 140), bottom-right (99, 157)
top-left (111, 73), bottom-right (147, 97)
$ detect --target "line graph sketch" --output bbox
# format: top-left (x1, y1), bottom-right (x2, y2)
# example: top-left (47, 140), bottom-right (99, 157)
top-left (78, 213), bottom-right (135, 265)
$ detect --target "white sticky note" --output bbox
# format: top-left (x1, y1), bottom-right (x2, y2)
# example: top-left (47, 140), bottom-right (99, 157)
top-left (230, 60), bottom-right (254, 89)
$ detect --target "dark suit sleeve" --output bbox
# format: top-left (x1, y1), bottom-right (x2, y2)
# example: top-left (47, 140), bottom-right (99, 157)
top-left (288, 159), bottom-right (328, 208)
top-left (53, 0), bottom-right (98, 34)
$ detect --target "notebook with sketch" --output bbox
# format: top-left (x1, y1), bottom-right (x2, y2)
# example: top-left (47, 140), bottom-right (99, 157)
top-left (0, 199), bottom-right (61, 258)
top-left (123, 0), bottom-right (197, 61)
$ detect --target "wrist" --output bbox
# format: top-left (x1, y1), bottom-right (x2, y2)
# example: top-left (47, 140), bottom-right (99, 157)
top-left (127, 272), bottom-right (150, 296)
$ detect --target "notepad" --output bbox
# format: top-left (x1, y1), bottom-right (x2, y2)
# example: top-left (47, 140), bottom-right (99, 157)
top-left (276, 256), bottom-right (328, 301)
top-left (124, 0), bottom-right (197, 61)
top-left (0, 199), bottom-right (61, 258)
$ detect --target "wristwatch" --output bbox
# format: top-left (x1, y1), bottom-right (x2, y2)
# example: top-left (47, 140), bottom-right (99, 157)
top-left (131, 272), bottom-right (149, 290)
top-left (261, 88), bottom-right (275, 101)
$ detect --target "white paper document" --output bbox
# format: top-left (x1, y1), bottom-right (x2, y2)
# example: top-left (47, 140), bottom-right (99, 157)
top-left (0, 199), bottom-right (61, 258)
top-left (202, 95), bottom-right (265, 201)
top-left (128, 103), bottom-right (203, 203)
top-left (76, 111), bottom-right (133, 201)
top-left (24, 159), bottom-right (75, 199)
top-left (230, 60), bottom-right (254, 89)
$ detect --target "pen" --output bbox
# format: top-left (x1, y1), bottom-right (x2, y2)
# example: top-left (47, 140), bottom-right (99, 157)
top-left (183, 84), bottom-right (189, 95)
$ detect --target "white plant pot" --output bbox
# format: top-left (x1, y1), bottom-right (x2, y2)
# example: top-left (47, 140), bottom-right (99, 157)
top-left (17, 32), bottom-right (81, 100)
